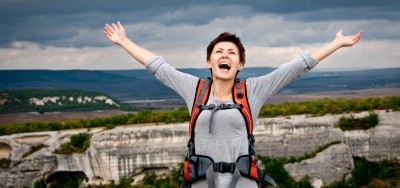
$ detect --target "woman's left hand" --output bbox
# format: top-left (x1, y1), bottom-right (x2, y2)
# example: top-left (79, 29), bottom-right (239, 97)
top-left (334, 29), bottom-right (363, 48)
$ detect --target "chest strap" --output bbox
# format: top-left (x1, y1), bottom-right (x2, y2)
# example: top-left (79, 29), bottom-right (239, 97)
top-left (199, 103), bottom-right (242, 133)
top-left (181, 154), bottom-right (278, 188)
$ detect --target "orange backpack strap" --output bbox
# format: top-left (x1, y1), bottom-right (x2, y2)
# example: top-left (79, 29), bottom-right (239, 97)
top-left (190, 78), bottom-right (253, 137)
top-left (233, 78), bottom-right (253, 135)
top-left (189, 78), bottom-right (212, 137)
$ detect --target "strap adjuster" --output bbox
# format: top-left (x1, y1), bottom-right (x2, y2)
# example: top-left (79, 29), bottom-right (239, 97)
top-left (219, 104), bottom-right (229, 109)
top-left (199, 103), bottom-right (216, 110)
top-left (249, 134), bottom-right (255, 144)
top-left (213, 162), bottom-right (235, 173)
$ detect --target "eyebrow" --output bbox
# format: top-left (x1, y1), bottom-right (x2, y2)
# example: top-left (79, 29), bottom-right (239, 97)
top-left (216, 48), bottom-right (237, 51)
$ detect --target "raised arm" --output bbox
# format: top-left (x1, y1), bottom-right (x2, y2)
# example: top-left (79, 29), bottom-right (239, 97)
top-left (311, 30), bottom-right (363, 62)
top-left (104, 21), bottom-right (157, 65)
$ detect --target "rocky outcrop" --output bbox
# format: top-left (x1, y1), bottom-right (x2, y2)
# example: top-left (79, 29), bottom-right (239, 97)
top-left (0, 110), bottom-right (399, 187)
top-left (284, 143), bottom-right (354, 188)
top-left (88, 125), bottom-right (188, 182)
top-left (255, 111), bottom-right (400, 161)
top-left (344, 111), bottom-right (400, 160)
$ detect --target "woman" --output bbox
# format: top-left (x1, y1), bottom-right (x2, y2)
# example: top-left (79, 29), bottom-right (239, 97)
top-left (104, 21), bottom-right (362, 188)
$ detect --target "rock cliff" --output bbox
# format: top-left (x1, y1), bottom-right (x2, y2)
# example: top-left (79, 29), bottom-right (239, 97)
top-left (0, 110), bottom-right (399, 187)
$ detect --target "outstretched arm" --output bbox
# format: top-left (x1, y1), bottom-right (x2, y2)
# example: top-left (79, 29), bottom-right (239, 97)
top-left (311, 30), bottom-right (363, 62)
top-left (104, 21), bottom-right (157, 66)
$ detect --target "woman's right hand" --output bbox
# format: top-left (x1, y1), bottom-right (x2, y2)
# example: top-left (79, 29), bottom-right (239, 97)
top-left (103, 21), bottom-right (156, 65)
top-left (104, 21), bottom-right (127, 45)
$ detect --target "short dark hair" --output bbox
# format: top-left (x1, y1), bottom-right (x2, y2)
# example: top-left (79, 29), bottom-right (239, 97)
top-left (206, 32), bottom-right (246, 65)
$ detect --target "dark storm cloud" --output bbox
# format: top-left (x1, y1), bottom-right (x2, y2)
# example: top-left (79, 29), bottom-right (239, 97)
top-left (1, 0), bottom-right (399, 47)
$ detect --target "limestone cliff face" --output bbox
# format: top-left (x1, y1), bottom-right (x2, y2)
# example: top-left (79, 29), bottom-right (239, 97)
top-left (89, 124), bottom-right (188, 182)
top-left (284, 143), bottom-right (354, 188)
top-left (255, 111), bottom-right (400, 161)
top-left (0, 110), bottom-right (399, 187)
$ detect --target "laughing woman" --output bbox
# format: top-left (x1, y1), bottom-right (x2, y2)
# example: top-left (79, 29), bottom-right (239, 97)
top-left (104, 21), bottom-right (362, 188)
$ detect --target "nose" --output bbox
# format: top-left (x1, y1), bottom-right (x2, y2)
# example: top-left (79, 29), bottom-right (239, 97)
top-left (221, 51), bottom-right (229, 58)
top-left (219, 55), bottom-right (229, 62)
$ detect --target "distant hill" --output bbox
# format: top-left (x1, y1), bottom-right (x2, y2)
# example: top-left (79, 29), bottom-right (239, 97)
top-left (0, 89), bottom-right (123, 114)
top-left (282, 68), bottom-right (400, 94)
top-left (1, 67), bottom-right (400, 102)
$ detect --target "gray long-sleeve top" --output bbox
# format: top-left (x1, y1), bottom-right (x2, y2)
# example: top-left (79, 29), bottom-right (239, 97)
top-left (145, 51), bottom-right (318, 188)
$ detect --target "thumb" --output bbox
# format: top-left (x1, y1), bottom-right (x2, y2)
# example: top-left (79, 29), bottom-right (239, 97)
top-left (336, 29), bottom-right (343, 37)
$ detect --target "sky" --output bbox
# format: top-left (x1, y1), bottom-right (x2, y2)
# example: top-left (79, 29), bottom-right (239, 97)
top-left (0, 0), bottom-right (399, 70)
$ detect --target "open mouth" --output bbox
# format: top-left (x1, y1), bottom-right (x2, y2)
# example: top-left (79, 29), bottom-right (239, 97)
top-left (218, 62), bottom-right (231, 71)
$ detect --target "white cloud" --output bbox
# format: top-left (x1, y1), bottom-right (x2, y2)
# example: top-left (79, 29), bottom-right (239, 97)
top-left (312, 39), bottom-right (400, 70)
top-left (1, 13), bottom-right (399, 70)
top-left (0, 41), bottom-right (140, 70)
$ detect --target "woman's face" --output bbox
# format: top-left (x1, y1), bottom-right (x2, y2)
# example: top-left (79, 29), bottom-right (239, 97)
top-left (207, 41), bottom-right (243, 81)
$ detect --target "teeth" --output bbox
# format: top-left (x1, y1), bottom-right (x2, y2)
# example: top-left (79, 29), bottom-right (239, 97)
top-left (220, 62), bottom-right (231, 67)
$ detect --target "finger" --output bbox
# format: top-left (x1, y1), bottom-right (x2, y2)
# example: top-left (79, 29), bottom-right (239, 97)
top-left (352, 37), bottom-right (358, 44)
top-left (352, 33), bottom-right (362, 44)
top-left (354, 34), bottom-right (361, 43)
top-left (104, 27), bottom-right (111, 37)
top-left (104, 25), bottom-right (113, 36)
top-left (336, 29), bottom-right (343, 37)
top-left (104, 23), bottom-right (114, 32)
top-left (103, 30), bottom-right (111, 39)
top-left (355, 30), bottom-right (363, 39)
top-left (117, 21), bottom-right (123, 29)
top-left (356, 30), bottom-right (363, 38)
top-left (111, 23), bottom-right (118, 31)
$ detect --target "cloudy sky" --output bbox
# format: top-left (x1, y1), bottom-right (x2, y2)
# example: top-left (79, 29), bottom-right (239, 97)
top-left (1, 0), bottom-right (399, 70)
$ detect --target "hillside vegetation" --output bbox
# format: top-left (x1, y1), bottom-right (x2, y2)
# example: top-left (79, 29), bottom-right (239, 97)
top-left (259, 96), bottom-right (400, 117)
top-left (2, 68), bottom-right (400, 101)
top-left (1, 95), bottom-right (399, 136)
top-left (0, 89), bottom-right (126, 114)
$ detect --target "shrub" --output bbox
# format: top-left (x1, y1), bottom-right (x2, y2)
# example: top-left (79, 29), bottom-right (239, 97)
top-left (70, 133), bottom-right (91, 151)
top-left (292, 176), bottom-right (313, 188)
top-left (54, 133), bottom-right (91, 154)
top-left (336, 112), bottom-right (379, 131)
top-left (322, 180), bottom-right (351, 188)
top-left (54, 142), bottom-right (74, 154)
top-left (105, 124), bottom-right (116, 130)
top-left (87, 176), bottom-right (134, 188)
top-left (349, 157), bottom-right (400, 187)
top-left (260, 156), bottom-right (293, 186)
top-left (22, 144), bottom-right (48, 158)
top-left (33, 178), bottom-right (46, 188)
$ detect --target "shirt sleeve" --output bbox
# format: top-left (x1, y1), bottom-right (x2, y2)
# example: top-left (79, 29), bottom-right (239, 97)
top-left (246, 50), bottom-right (319, 120)
top-left (145, 56), bottom-right (199, 110)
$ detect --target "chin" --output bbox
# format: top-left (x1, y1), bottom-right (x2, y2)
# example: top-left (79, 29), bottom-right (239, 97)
top-left (213, 74), bottom-right (235, 81)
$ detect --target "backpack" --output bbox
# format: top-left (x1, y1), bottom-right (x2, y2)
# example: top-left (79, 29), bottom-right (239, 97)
top-left (180, 78), bottom-right (278, 188)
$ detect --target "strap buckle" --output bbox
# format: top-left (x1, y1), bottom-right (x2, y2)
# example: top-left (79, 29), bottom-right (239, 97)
top-left (213, 162), bottom-right (235, 173)
top-left (186, 138), bottom-right (195, 156)
top-left (249, 134), bottom-right (255, 144)
top-left (219, 104), bottom-right (230, 109)
top-left (199, 103), bottom-right (216, 110)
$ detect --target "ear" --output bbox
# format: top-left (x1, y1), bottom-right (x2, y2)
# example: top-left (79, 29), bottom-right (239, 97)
top-left (238, 63), bottom-right (244, 70)
top-left (206, 60), bottom-right (212, 69)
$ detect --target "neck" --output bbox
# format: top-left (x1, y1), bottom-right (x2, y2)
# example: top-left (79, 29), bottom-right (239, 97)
top-left (211, 78), bottom-right (234, 100)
